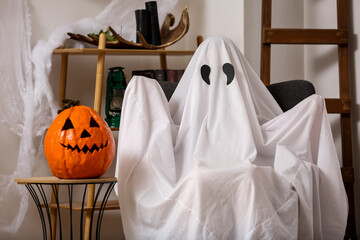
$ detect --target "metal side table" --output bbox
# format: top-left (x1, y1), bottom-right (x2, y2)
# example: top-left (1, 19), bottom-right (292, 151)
top-left (15, 176), bottom-right (118, 240)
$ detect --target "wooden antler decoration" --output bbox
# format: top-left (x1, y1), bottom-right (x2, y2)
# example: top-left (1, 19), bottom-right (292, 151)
top-left (68, 6), bottom-right (189, 49)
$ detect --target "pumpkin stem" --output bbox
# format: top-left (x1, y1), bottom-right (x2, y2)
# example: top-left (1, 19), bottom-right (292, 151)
top-left (58, 98), bottom-right (81, 114)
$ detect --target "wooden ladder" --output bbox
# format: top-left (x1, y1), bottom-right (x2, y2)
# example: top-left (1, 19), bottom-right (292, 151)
top-left (260, 0), bottom-right (356, 239)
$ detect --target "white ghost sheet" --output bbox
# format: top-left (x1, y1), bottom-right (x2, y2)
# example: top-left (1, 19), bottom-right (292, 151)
top-left (115, 37), bottom-right (348, 239)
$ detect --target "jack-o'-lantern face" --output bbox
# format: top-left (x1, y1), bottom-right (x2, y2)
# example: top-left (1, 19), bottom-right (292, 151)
top-left (44, 106), bottom-right (115, 179)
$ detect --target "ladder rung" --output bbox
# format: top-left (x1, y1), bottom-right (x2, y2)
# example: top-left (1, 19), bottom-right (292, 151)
top-left (263, 29), bottom-right (348, 44)
top-left (325, 98), bottom-right (351, 113)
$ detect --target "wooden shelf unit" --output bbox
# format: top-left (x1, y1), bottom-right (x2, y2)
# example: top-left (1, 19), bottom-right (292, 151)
top-left (51, 33), bottom-right (199, 239)
top-left (53, 47), bottom-right (195, 108)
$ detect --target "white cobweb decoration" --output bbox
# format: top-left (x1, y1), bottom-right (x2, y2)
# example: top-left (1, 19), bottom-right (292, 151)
top-left (0, 0), bottom-right (178, 234)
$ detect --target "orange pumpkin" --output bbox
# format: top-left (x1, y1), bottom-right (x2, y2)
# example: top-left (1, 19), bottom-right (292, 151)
top-left (44, 105), bottom-right (115, 179)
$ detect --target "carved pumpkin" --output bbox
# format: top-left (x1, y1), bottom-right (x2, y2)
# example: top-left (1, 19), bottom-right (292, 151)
top-left (44, 105), bottom-right (115, 179)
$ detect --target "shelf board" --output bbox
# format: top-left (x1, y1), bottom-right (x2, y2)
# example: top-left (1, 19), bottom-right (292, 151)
top-left (41, 200), bottom-right (120, 211)
top-left (53, 48), bottom-right (195, 56)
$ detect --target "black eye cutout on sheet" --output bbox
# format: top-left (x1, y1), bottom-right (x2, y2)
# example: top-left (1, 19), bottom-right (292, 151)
top-left (200, 63), bottom-right (235, 85)
top-left (201, 64), bottom-right (211, 85)
top-left (223, 63), bottom-right (235, 85)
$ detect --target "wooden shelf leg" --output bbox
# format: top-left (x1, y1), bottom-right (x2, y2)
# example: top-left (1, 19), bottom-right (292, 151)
top-left (196, 35), bottom-right (204, 47)
top-left (84, 32), bottom-right (106, 240)
top-left (59, 53), bottom-right (69, 107)
top-left (51, 52), bottom-right (68, 239)
top-left (84, 184), bottom-right (95, 240)
top-left (160, 52), bottom-right (167, 69)
top-left (93, 33), bottom-right (106, 113)
top-left (50, 185), bottom-right (58, 240)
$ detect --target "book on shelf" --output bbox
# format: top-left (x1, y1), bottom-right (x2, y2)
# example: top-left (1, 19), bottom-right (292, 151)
top-left (132, 69), bottom-right (184, 82)
top-left (132, 70), bottom-right (155, 79)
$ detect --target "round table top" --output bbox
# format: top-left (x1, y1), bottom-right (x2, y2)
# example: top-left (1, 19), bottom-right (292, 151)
top-left (14, 176), bottom-right (117, 185)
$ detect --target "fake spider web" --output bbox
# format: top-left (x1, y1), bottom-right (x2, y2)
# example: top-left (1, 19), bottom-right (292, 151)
top-left (0, 0), bottom-right (177, 234)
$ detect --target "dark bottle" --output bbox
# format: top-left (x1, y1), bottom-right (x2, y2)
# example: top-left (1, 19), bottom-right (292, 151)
top-left (135, 9), bottom-right (150, 43)
top-left (145, 1), bottom-right (161, 45)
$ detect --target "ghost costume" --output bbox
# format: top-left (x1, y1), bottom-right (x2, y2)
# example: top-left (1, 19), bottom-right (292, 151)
top-left (115, 37), bottom-right (347, 239)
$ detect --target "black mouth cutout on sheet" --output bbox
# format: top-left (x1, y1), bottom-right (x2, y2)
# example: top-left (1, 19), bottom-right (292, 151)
top-left (200, 63), bottom-right (235, 85)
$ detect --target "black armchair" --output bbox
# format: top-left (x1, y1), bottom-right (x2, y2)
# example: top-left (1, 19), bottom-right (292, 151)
top-left (158, 79), bottom-right (316, 112)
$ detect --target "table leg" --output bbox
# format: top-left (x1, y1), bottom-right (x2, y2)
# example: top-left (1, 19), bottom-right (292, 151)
top-left (35, 184), bottom-right (54, 240)
top-left (67, 185), bottom-right (74, 240)
top-left (88, 184), bottom-right (104, 238)
top-left (96, 182), bottom-right (116, 239)
top-left (51, 184), bottom-right (63, 240)
top-left (50, 185), bottom-right (58, 240)
top-left (25, 184), bottom-right (48, 240)
top-left (80, 184), bottom-right (88, 240)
